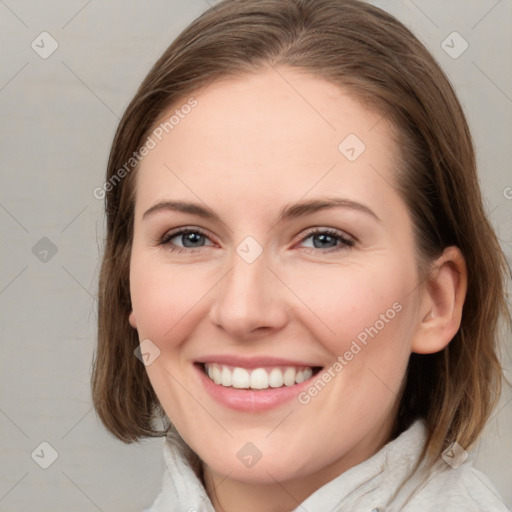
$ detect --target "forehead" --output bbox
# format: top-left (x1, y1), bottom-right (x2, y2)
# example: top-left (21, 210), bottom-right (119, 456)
top-left (134, 66), bottom-right (400, 217)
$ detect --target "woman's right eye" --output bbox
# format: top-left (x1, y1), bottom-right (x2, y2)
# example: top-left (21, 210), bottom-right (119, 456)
top-left (160, 228), bottom-right (214, 252)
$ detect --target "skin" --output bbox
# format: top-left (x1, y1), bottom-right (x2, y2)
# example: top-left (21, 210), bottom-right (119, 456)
top-left (128, 66), bottom-right (467, 512)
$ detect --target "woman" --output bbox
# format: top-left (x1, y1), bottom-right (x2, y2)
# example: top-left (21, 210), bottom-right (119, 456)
top-left (91, 0), bottom-right (510, 510)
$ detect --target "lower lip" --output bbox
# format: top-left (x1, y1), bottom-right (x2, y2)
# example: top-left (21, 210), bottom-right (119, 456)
top-left (195, 364), bottom-right (318, 412)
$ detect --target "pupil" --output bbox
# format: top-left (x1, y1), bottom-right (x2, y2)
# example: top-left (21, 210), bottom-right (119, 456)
top-left (183, 232), bottom-right (203, 247)
top-left (313, 233), bottom-right (336, 248)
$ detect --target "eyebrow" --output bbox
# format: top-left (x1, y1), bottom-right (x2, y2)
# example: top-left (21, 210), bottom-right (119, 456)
top-left (143, 200), bottom-right (216, 220)
top-left (142, 197), bottom-right (380, 224)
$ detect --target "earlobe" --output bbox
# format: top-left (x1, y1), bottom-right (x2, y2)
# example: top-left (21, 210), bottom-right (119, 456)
top-left (412, 246), bottom-right (467, 354)
top-left (129, 311), bottom-right (138, 329)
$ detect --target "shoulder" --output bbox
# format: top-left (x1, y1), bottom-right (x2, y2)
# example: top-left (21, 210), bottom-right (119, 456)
top-left (401, 462), bottom-right (510, 512)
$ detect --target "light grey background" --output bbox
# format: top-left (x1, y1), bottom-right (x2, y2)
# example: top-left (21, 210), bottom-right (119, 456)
top-left (0, 1), bottom-right (510, 510)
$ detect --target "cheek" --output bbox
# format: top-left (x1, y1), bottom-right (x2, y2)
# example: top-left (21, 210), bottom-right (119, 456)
top-left (128, 254), bottom-right (215, 427)
top-left (283, 258), bottom-right (414, 356)
top-left (284, 256), bottom-right (417, 417)
top-left (129, 253), bottom-right (213, 343)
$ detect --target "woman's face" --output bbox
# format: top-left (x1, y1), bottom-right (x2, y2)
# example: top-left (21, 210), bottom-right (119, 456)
top-left (129, 67), bottom-right (425, 489)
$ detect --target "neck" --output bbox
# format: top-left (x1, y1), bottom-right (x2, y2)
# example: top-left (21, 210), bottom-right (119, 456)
top-left (203, 469), bottom-right (302, 512)
top-left (202, 419), bottom-right (393, 512)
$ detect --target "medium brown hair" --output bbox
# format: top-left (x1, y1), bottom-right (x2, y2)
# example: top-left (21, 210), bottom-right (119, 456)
top-left (91, 0), bottom-right (509, 462)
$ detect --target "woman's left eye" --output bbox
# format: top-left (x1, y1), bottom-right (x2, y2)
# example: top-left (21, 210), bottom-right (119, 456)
top-left (298, 229), bottom-right (354, 252)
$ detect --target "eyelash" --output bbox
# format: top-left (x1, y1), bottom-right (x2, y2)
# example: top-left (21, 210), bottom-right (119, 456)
top-left (158, 227), bottom-right (355, 254)
top-left (300, 228), bottom-right (355, 252)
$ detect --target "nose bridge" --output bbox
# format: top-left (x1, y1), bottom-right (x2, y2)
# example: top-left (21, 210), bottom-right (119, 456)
top-left (209, 244), bottom-right (288, 336)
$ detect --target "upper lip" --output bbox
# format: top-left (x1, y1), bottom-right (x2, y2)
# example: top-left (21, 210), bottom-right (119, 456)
top-left (196, 355), bottom-right (323, 369)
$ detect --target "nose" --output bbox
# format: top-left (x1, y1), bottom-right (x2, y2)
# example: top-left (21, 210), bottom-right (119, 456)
top-left (209, 248), bottom-right (289, 339)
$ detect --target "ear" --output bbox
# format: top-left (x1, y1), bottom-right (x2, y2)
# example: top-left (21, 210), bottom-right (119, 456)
top-left (129, 310), bottom-right (138, 329)
top-left (411, 246), bottom-right (467, 354)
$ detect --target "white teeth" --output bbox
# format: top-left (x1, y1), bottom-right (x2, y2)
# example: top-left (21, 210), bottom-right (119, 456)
top-left (268, 368), bottom-right (283, 388)
top-left (250, 368), bottom-right (269, 389)
top-left (232, 367), bottom-right (250, 389)
top-left (296, 368), bottom-right (313, 383)
top-left (204, 363), bottom-right (316, 390)
top-left (212, 365), bottom-right (222, 385)
top-left (221, 366), bottom-right (232, 387)
top-left (283, 367), bottom-right (296, 386)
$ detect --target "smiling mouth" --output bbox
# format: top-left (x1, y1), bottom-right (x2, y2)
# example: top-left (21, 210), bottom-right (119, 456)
top-left (199, 363), bottom-right (322, 390)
